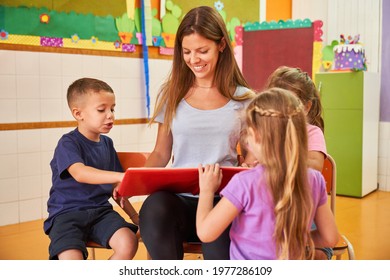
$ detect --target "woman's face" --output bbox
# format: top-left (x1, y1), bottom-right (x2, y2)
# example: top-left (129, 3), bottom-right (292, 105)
top-left (182, 32), bottom-right (224, 83)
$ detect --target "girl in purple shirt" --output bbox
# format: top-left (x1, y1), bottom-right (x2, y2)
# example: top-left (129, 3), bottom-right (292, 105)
top-left (196, 88), bottom-right (339, 260)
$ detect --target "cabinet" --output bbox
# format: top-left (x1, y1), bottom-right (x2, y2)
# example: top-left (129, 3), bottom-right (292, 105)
top-left (315, 72), bottom-right (380, 197)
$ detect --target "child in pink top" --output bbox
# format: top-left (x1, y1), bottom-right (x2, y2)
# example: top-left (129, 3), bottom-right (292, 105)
top-left (265, 66), bottom-right (327, 171)
top-left (196, 88), bottom-right (339, 260)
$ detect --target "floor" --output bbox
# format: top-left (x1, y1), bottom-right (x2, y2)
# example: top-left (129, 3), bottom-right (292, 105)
top-left (0, 190), bottom-right (389, 260)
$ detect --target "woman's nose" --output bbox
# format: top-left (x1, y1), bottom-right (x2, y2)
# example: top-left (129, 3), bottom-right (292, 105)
top-left (190, 53), bottom-right (200, 63)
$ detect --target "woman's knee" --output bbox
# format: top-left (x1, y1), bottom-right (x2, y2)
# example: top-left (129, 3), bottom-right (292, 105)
top-left (140, 191), bottom-right (179, 221)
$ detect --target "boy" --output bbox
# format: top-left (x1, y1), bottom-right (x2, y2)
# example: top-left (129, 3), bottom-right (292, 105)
top-left (44, 78), bottom-right (138, 260)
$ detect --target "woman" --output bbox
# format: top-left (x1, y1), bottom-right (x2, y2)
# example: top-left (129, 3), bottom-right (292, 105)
top-left (139, 6), bottom-right (255, 260)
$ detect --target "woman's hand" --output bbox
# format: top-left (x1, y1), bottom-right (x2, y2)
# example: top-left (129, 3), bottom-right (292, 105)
top-left (198, 163), bottom-right (222, 194)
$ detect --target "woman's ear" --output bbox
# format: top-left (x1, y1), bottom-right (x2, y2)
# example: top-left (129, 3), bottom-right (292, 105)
top-left (219, 37), bottom-right (226, 52)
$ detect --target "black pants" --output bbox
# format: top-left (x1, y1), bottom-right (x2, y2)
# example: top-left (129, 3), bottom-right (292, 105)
top-left (139, 191), bottom-right (230, 260)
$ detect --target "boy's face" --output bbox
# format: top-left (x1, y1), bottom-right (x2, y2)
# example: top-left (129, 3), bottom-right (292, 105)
top-left (73, 90), bottom-right (116, 141)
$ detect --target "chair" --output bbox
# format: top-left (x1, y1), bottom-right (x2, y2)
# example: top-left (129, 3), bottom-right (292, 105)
top-left (321, 155), bottom-right (355, 260)
top-left (87, 151), bottom-right (150, 260)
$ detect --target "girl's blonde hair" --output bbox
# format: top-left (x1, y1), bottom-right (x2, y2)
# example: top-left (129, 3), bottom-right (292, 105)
top-left (150, 6), bottom-right (253, 130)
top-left (246, 88), bottom-right (315, 260)
top-left (264, 66), bottom-right (324, 132)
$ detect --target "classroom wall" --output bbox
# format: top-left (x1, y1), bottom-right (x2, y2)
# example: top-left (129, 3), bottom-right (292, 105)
top-left (377, 0), bottom-right (390, 192)
top-left (293, 0), bottom-right (390, 192)
top-left (266, 0), bottom-right (291, 21)
top-left (0, 51), bottom-right (171, 226)
top-left (0, 0), bottom-right (387, 227)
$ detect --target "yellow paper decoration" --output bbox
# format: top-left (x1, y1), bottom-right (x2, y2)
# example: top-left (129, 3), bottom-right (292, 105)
top-left (126, 0), bottom-right (135, 19)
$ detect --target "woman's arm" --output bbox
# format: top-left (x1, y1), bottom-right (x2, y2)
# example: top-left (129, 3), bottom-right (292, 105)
top-left (196, 164), bottom-right (239, 242)
top-left (144, 123), bottom-right (173, 167)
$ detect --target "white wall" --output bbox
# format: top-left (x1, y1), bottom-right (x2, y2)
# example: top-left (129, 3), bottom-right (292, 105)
top-left (293, 0), bottom-right (389, 191)
top-left (0, 50), bottom-right (171, 226)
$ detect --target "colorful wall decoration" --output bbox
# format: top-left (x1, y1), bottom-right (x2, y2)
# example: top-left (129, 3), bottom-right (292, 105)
top-left (0, 0), bottom-right (167, 54)
top-left (0, 0), bottom-right (260, 56)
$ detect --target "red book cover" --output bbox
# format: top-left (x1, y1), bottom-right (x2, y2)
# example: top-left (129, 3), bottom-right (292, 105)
top-left (118, 166), bottom-right (247, 197)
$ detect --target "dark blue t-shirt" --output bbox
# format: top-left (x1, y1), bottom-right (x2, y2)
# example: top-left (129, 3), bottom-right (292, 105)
top-left (44, 128), bottom-right (123, 234)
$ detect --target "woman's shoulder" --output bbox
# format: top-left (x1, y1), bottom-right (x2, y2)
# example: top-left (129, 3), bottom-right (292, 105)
top-left (234, 86), bottom-right (255, 98)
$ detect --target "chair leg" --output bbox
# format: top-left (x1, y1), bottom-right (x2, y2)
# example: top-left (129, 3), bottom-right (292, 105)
top-left (89, 248), bottom-right (96, 260)
top-left (342, 235), bottom-right (355, 260)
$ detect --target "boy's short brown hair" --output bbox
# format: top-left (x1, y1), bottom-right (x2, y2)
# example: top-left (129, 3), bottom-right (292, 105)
top-left (67, 78), bottom-right (114, 108)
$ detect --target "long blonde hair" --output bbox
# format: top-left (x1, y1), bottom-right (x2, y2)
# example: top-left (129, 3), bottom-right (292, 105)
top-left (246, 88), bottom-right (315, 259)
top-left (150, 6), bottom-right (253, 130)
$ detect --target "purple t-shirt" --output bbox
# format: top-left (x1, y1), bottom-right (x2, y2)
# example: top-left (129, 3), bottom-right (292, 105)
top-left (220, 165), bottom-right (327, 260)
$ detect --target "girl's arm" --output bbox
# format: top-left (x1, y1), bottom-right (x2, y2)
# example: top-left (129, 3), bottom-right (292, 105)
top-left (311, 203), bottom-right (339, 248)
top-left (196, 164), bottom-right (239, 242)
top-left (308, 151), bottom-right (325, 171)
top-left (144, 123), bottom-right (173, 167)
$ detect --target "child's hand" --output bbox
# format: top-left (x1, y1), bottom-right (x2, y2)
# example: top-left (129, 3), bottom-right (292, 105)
top-left (198, 163), bottom-right (222, 194)
top-left (112, 185), bottom-right (129, 208)
top-left (112, 185), bottom-right (121, 200)
top-left (241, 160), bottom-right (259, 168)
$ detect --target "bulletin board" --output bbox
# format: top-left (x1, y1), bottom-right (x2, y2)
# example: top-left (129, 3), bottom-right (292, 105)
top-left (242, 25), bottom-right (314, 91)
top-left (0, 0), bottom-right (259, 56)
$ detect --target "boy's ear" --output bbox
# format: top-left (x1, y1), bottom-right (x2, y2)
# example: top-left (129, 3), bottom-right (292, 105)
top-left (71, 107), bottom-right (83, 121)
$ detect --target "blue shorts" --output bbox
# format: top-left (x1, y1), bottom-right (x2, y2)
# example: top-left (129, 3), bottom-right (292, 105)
top-left (48, 207), bottom-right (138, 260)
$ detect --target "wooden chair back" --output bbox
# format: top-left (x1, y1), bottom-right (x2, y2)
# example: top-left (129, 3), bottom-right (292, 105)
top-left (321, 154), bottom-right (355, 260)
top-left (321, 155), bottom-right (336, 214)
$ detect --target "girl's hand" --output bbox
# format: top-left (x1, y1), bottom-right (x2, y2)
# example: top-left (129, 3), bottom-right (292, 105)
top-left (198, 163), bottom-right (222, 194)
top-left (112, 185), bottom-right (129, 208)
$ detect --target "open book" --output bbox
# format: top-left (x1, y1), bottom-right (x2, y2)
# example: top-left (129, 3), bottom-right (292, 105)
top-left (117, 166), bottom-right (247, 197)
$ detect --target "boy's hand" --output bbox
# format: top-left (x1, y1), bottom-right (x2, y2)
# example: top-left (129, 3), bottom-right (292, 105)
top-left (198, 163), bottom-right (222, 194)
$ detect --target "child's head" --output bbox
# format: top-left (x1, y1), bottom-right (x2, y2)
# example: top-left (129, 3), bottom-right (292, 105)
top-left (67, 78), bottom-right (114, 109)
top-left (246, 87), bottom-right (308, 166)
top-left (265, 66), bottom-right (324, 131)
top-left (246, 88), bottom-right (314, 259)
top-left (67, 78), bottom-right (116, 140)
